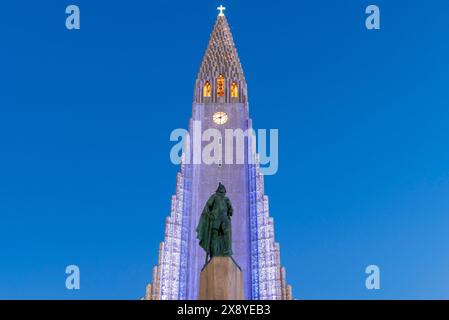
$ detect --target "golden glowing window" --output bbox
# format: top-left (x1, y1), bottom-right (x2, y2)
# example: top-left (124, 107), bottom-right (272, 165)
top-left (217, 75), bottom-right (225, 97)
top-left (231, 82), bottom-right (239, 98)
top-left (203, 81), bottom-right (212, 97)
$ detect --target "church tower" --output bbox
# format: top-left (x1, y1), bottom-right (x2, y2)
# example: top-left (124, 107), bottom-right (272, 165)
top-left (145, 6), bottom-right (292, 300)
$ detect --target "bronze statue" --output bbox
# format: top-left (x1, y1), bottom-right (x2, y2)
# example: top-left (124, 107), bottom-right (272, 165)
top-left (196, 183), bottom-right (233, 264)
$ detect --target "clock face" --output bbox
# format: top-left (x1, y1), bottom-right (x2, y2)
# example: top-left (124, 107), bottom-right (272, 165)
top-left (213, 111), bottom-right (228, 125)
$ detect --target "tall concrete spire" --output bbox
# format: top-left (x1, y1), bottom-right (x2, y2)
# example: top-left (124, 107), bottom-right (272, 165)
top-left (145, 7), bottom-right (293, 301)
top-left (195, 14), bottom-right (247, 104)
top-left (197, 15), bottom-right (245, 82)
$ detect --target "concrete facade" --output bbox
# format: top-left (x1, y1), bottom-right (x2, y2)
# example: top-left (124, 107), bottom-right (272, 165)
top-left (145, 13), bottom-right (292, 301)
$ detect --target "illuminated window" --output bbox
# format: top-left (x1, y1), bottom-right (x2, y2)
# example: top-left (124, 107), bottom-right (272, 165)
top-left (217, 74), bottom-right (225, 97)
top-left (203, 81), bottom-right (211, 97)
top-left (231, 82), bottom-right (239, 98)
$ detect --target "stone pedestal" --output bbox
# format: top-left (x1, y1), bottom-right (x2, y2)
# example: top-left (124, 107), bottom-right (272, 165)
top-left (199, 257), bottom-right (244, 300)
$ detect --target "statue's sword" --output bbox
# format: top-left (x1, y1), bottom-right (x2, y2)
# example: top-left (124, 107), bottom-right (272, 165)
top-left (205, 210), bottom-right (212, 265)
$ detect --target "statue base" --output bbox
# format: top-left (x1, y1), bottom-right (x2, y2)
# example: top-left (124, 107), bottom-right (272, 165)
top-left (198, 257), bottom-right (244, 300)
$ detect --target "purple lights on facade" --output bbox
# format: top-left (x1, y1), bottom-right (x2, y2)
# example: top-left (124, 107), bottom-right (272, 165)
top-left (144, 13), bottom-right (292, 300)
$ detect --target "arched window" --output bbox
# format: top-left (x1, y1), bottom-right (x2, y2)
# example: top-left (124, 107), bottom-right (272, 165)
top-left (231, 82), bottom-right (239, 98)
top-left (217, 74), bottom-right (225, 97)
top-left (203, 81), bottom-right (212, 97)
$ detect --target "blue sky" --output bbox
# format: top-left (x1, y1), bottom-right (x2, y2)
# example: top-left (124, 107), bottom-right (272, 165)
top-left (1, 0), bottom-right (449, 299)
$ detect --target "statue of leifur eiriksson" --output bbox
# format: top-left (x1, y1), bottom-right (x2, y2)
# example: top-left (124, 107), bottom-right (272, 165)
top-left (196, 183), bottom-right (233, 264)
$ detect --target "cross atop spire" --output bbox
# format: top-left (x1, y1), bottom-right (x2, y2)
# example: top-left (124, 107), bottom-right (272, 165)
top-left (217, 5), bottom-right (226, 17)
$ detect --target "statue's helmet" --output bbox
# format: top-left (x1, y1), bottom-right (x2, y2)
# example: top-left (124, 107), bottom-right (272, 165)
top-left (216, 182), bottom-right (226, 194)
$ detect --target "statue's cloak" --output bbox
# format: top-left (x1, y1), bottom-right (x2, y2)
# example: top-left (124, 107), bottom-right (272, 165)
top-left (196, 202), bottom-right (212, 255)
